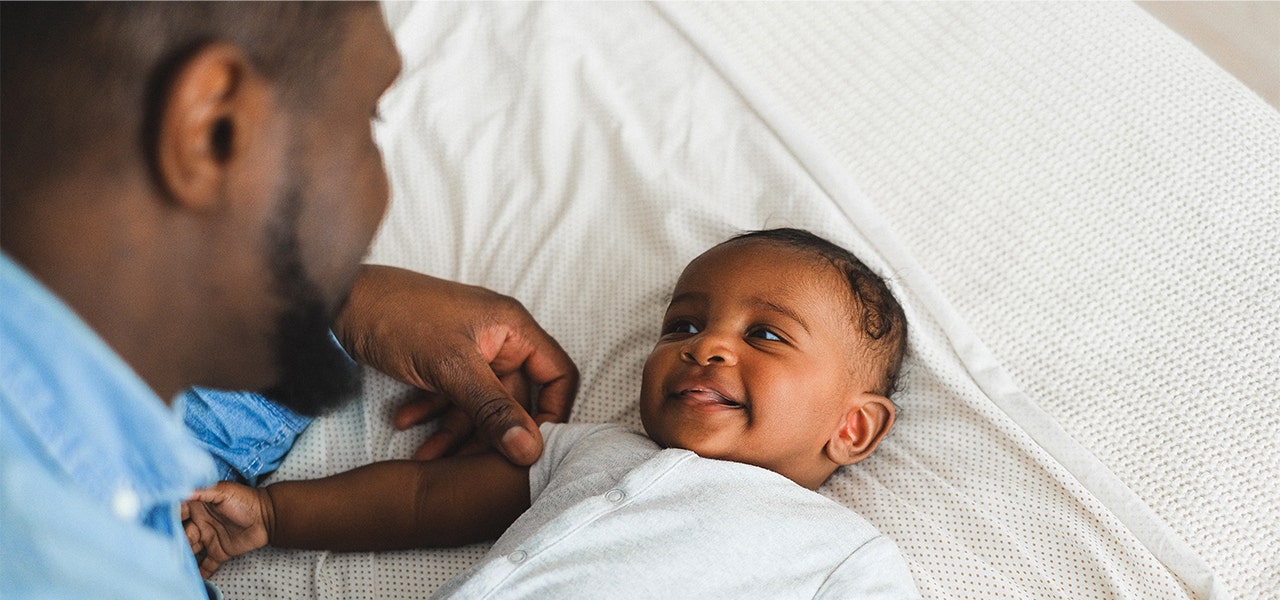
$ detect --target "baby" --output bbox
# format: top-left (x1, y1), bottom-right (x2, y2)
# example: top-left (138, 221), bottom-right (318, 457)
top-left (183, 228), bottom-right (919, 598)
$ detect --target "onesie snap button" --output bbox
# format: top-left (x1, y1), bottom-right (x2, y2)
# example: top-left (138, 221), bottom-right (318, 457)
top-left (606, 489), bottom-right (625, 503)
top-left (508, 550), bottom-right (528, 563)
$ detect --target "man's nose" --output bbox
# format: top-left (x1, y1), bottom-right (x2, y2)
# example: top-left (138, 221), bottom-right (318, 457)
top-left (680, 332), bottom-right (738, 366)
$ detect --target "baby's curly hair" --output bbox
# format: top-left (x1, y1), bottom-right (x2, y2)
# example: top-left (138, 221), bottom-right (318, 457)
top-left (725, 228), bottom-right (908, 397)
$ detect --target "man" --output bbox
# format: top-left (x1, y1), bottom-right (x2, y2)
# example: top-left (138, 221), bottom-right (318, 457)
top-left (0, 3), bottom-right (577, 598)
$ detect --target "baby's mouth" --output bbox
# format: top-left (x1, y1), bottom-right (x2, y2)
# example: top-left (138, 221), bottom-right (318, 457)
top-left (673, 387), bottom-right (746, 409)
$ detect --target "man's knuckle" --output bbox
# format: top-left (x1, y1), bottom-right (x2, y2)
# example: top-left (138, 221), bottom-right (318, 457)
top-left (433, 350), bottom-right (469, 374)
top-left (473, 397), bottom-right (514, 430)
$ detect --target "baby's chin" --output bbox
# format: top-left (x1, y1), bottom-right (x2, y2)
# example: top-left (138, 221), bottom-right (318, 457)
top-left (644, 426), bottom-right (734, 462)
top-left (641, 426), bottom-right (689, 452)
top-left (643, 426), bottom-right (829, 489)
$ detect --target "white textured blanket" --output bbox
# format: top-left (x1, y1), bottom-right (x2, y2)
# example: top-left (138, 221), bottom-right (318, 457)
top-left (211, 3), bottom-right (1278, 598)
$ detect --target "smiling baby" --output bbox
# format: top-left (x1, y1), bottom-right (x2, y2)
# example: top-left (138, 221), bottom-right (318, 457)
top-left (182, 228), bottom-right (919, 599)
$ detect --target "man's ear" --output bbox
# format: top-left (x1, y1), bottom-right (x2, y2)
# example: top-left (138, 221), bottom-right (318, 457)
top-left (153, 43), bottom-right (268, 211)
top-left (826, 393), bottom-right (895, 466)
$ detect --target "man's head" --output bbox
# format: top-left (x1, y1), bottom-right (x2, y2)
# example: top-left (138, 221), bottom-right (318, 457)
top-left (1, 2), bottom-right (402, 414)
top-left (639, 228), bottom-right (908, 489)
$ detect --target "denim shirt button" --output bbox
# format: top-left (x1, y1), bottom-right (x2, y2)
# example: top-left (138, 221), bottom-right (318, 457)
top-left (112, 487), bottom-right (141, 521)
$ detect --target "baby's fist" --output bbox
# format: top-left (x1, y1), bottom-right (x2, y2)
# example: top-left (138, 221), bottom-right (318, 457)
top-left (181, 481), bottom-right (272, 578)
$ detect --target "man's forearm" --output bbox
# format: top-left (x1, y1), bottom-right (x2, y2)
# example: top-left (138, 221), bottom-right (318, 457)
top-left (265, 453), bottom-right (530, 551)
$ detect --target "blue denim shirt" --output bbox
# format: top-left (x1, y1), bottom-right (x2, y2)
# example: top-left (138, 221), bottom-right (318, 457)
top-left (0, 254), bottom-right (219, 599)
top-left (183, 388), bottom-right (313, 486)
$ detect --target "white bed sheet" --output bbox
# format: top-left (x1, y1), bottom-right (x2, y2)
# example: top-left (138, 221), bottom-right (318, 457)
top-left (210, 2), bottom-right (1278, 598)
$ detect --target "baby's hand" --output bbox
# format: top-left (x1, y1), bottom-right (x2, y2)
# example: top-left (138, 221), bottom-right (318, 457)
top-left (181, 481), bottom-right (273, 578)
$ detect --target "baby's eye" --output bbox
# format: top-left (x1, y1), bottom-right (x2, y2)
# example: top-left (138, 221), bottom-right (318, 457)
top-left (749, 327), bottom-right (782, 342)
top-left (664, 320), bottom-right (699, 335)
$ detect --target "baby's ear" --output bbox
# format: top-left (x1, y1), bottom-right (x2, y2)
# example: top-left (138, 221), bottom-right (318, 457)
top-left (826, 394), bottom-right (895, 466)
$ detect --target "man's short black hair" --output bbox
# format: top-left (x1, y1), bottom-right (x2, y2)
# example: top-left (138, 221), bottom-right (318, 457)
top-left (1, 1), bottom-right (366, 202)
top-left (726, 227), bottom-right (909, 396)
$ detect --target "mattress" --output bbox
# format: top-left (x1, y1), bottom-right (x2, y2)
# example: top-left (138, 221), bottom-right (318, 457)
top-left (209, 3), bottom-right (1279, 598)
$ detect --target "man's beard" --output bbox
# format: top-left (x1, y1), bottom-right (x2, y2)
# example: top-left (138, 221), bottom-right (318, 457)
top-left (260, 187), bottom-right (363, 417)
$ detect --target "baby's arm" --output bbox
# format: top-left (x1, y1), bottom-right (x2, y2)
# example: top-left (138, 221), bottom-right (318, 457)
top-left (183, 453), bottom-right (529, 576)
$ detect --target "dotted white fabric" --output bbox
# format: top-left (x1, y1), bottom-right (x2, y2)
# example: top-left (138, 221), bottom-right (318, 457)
top-left (211, 2), bottom-right (1275, 598)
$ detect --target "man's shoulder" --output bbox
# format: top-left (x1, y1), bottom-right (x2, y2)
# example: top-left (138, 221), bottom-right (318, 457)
top-left (0, 441), bottom-right (207, 599)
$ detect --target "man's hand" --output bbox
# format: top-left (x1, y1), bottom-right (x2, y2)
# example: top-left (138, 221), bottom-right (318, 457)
top-left (182, 482), bottom-right (274, 578)
top-left (334, 265), bottom-right (579, 466)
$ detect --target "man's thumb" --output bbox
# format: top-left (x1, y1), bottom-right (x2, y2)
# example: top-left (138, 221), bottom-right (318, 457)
top-left (434, 349), bottom-right (543, 465)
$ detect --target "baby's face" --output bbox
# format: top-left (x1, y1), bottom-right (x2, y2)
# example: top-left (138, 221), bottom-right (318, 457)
top-left (639, 239), bottom-right (869, 488)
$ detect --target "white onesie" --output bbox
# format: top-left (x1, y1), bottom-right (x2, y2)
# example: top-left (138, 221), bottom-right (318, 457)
top-left (432, 422), bottom-right (919, 599)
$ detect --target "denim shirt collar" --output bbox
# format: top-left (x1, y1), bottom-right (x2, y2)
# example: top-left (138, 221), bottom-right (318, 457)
top-left (0, 254), bottom-right (215, 526)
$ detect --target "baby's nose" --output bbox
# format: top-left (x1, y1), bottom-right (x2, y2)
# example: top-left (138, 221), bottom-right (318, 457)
top-left (680, 334), bottom-right (737, 366)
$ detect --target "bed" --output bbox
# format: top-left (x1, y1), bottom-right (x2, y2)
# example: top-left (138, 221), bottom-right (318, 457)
top-left (210, 3), bottom-right (1280, 598)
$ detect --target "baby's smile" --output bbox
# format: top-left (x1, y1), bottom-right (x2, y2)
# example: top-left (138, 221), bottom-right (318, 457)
top-left (669, 385), bottom-right (747, 411)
